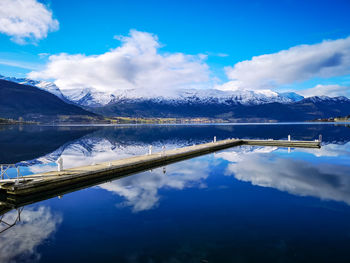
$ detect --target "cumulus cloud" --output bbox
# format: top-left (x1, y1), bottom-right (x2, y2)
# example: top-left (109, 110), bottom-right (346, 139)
top-left (0, 0), bottom-right (59, 44)
top-left (221, 36), bottom-right (350, 91)
top-left (29, 30), bottom-right (211, 97)
top-left (299, 84), bottom-right (350, 98)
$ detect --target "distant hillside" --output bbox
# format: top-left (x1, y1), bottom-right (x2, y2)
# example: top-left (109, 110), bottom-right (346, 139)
top-left (2, 76), bottom-right (350, 122)
top-left (90, 96), bottom-right (350, 122)
top-left (0, 75), bottom-right (304, 107)
top-left (0, 117), bottom-right (35, 125)
top-left (0, 79), bottom-right (98, 122)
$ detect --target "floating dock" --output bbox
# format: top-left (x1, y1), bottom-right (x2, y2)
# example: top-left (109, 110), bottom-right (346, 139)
top-left (0, 138), bottom-right (320, 196)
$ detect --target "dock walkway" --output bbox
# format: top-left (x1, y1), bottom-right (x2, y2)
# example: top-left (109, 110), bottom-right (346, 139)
top-left (0, 138), bottom-right (320, 196)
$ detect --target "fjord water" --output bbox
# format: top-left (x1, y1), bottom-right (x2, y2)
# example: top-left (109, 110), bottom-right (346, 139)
top-left (1, 124), bottom-right (350, 263)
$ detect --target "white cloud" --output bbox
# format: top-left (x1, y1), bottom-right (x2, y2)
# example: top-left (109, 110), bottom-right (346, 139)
top-left (0, 0), bottom-right (59, 44)
top-left (221, 36), bottom-right (350, 91)
top-left (299, 84), bottom-right (350, 98)
top-left (29, 30), bottom-right (211, 97)
top-left (0, 58), bottom-right (41, 70)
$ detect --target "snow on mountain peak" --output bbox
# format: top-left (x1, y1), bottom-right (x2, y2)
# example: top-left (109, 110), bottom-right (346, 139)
top-left (1, 75), bottom-right (305, 107)
top-left (61, 88), bottom-right (119, 107)
top-left (303, 95), bottom-right (350, 103)
top-left (0, 75), bottom-right (66, 101)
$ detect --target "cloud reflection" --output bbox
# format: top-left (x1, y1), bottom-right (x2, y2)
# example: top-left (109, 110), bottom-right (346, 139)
top-left (218, 146), bottom-right (350, 205)
top-left (0, 206), bottom-right (62, 263)
top-left (99, 160), bottom-right (210, 212)
top-left (302, 142), bottom-right (350, 157)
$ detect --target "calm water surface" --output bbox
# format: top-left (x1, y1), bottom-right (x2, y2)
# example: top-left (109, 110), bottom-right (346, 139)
top-left (1, 124), bottom-right (350, 263)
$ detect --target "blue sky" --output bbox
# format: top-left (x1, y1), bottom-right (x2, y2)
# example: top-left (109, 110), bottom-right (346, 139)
top-left (1, 0), bottom-right (350, 97)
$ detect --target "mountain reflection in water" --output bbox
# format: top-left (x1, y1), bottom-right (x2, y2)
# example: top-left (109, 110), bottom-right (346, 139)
top-left (1, 124), bottom-right (350, 263)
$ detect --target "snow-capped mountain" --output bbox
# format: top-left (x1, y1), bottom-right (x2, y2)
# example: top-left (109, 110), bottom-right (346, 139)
top-left (2, 74), bottom-right (350, 122)
top-left (0, 75), bottom-right (304, 107)
top-left (60, 87), bottom-right (305, 107)
top-left (302, 96), bottom-right (350, 103)
top-left (0, 75), bottom-right (67, 101)
top-left (61, 88), bottom-right (118, 107)
top-left (174, 89), bottom-right (303, 105)
top-left (279, 92), bottom-right (304, 102)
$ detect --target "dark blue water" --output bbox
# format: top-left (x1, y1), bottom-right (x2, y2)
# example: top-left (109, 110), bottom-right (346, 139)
top-left (1, 124), bottom-right (350, 263)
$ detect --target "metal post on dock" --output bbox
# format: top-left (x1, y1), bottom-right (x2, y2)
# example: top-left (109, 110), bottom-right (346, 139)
top-left (15, 166), bottom-right (20, 185)
top-left (56, 157), bottom-right (63, 172)
top-left (149, 145), bottom-right (152, 155)
top-left (214, 136), bottom-right (216, 143)
top-left (288, 135), bottom-right (291, 141)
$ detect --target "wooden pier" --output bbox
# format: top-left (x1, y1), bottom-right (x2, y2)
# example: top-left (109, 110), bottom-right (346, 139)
top-left (0, 138), bottom-right (320, 197)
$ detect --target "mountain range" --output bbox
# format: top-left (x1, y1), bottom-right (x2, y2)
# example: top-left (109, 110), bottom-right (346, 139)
top-left (0, 78), bottom-right (98, 122)
top-left (1, 75), bottom-right (350, 122)
top-left (0, 75), bottom-right (304, 107)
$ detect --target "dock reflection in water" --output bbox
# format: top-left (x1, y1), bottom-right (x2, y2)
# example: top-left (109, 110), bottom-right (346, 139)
top-left (0, 124), bottom-right (350, 263)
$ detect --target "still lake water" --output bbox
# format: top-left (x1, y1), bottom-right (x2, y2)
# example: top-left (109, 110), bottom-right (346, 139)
top-left (1, 123), bottom-right (350, 263)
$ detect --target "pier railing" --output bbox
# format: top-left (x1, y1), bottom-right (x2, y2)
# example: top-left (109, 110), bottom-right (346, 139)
top-left (0, 164), bottom-right (23, 182)
top-left (0, 136), bottom-right (321, 196)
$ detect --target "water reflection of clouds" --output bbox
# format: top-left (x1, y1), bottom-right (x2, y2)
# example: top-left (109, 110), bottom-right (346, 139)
top-left (218, 145), bottom-right (350, 205)
top-left (215, 145), bottom-right (278, 163)
top-left (24, 138), bottom-right (210, 213)
top-left (302, 142), bottom-right (350, 157)
top-left (99, 160), bottom-right (210, 212)
top-left (0, 206), bottom-right (62, 263)
top-left (24, 136), bottom-right (350, 208)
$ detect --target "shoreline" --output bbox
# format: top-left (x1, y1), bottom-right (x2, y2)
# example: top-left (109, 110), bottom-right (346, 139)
top-left (2, 121), bottom-right (350, 127)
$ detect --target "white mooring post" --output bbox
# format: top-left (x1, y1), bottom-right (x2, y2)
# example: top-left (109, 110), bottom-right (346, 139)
top-left (149, 145), bottom-right (152, 155)
top-left (214, 136), bottom-right (216, 143)
top-left (56, 157), bottom-right (63, 172)
top-left (288, 135), bottom-right (291, 141)
top-left (17, 166), bottom-right (20, 180)
top-left (319, 134), bottom-right (322, 142)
